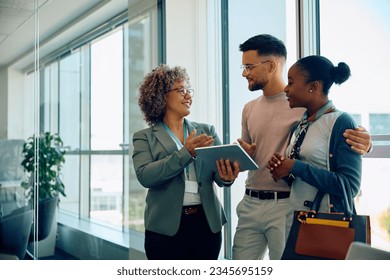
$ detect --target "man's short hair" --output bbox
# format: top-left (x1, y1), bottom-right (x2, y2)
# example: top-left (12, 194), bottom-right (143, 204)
top-left (239, 34), bottom-right (287, 59)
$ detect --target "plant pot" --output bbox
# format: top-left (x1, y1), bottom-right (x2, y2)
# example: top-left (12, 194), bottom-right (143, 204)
top-left (29, 196), bottom-right (58, 242)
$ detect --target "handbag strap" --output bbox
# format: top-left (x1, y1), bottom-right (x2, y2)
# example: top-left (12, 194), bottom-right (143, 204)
top-left (310, 191), bottom-right (325, 212)
top-left (310, 185), bottom-right (353, 219)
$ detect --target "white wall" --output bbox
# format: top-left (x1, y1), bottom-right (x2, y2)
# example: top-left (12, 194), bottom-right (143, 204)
top-left (0, 67), bottom-right (28, 139)
top-left (7, 69), bottom-right (32, 140)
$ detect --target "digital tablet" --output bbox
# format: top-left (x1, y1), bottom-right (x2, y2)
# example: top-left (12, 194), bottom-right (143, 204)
top-left (195, 144), bottom-right (258, 171)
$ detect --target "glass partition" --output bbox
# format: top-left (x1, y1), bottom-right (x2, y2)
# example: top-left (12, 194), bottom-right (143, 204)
top-left (1, 0), bottom-right (159, 260)
top-left (128, 11), bottom-right (158, 233)
top-left (0, 0), bottom-right (42, 260)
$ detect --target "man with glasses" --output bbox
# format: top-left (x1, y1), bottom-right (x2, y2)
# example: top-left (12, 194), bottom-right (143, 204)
top-left (232, 34), bottom-right (371, 260)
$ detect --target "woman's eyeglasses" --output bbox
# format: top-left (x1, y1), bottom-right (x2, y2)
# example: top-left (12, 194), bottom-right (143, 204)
top-left (171, 87), bottom-right (194, 97)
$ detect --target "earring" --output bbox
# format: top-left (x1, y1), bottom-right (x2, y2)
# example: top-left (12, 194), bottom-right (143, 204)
top-left (309, 89), bottom-right (313, 93)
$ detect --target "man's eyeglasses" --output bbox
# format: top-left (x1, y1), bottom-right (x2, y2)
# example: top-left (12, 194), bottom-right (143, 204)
top-left (240, 60), bottom-right (271, 74)
top-left (172, 87), bottom-right (194, 97)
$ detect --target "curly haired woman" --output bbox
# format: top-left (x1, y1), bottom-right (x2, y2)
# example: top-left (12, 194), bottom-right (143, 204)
top-left (132, 64), bottom-right (240, 260)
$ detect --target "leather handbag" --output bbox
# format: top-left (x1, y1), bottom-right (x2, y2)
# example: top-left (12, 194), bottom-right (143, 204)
top-left (282, 191), bottom-right (371, 260)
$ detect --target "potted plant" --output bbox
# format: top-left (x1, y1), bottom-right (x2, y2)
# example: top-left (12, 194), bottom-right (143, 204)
top-left (21, 132), bottom-right (66, 242)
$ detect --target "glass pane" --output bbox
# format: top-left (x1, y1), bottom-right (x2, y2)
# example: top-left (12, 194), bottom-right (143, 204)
top-left (88, 28), bottom-right (125, 229)
top-left (59, 52), bottom-right (81, 150)
top-left (57, 52), bottom-right (81, 216)
top-left (319, 0), bottom-right (390, 120)
top-left (358, 158), bottom-right (390, 250)
top-left (320, 0), bottom-right (390, 251)
top-left (42, 67), bottom-right (51, 131)
top-left (60, 155), bottom-right (80, 215)
top-left (91, 29), bottom-right (123, 151)
top-left (90, 155), bottom-right (123, 227)
top-left (370, 114), bottom-right (390, 135)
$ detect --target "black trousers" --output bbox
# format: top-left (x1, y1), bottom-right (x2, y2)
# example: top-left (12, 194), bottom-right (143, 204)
top-left (144, 207), bottom-right (222, 260)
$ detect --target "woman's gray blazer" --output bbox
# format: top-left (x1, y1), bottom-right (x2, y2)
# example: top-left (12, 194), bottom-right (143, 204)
top-left (132, 119), bottom-right (232, 236)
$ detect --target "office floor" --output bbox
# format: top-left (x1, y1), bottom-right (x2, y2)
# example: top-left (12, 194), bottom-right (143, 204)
top-left (24, 248), bottom-right (78, 260)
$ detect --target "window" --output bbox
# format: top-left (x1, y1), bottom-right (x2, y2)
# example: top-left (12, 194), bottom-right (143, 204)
top-left (38, 27), bottom-right (127, 229)
top-left (59, 52), bottom-right (81, 216)
top-left (89, 29), bottom-right (125, 226)
top-left (320, 0), bottom-right (390, 251)
top-left (28, 5), bottom-right (158, 254)
top-left (370, 114), bottom-right (390, 135)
